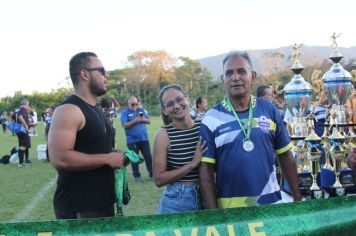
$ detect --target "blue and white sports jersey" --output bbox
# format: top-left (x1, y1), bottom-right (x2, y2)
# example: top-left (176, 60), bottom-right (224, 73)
top-left (308, 104), bottom-right (327, 137)
top-left (200, 96), bottom-right (292, 208)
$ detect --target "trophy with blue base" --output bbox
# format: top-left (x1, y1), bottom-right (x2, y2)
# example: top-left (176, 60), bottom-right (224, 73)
top-left (284, 43), bottom-right (313, 196)
top-left (305, 130), bottom-right (323, 199)
top-left (322, 33), bottom-right (354, 197)
top-left (328, 128), bottom-right (346, 197)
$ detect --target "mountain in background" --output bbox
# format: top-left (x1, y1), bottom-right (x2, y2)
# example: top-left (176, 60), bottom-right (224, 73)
top-left (199, 45), bottom-right (356, 80)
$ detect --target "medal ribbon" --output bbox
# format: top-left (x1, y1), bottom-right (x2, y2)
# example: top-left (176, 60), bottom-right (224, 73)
top-left (226, 96), bottom-right (253, 142)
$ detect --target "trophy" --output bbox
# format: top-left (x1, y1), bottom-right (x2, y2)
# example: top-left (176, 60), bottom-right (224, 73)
top-left (322, 33), bottom-right (353, 126)
top-left (328, 128), bottom-right (346, 196)
top-left (284, 43), bottom-right (313, 174)
top-left (284, 43), bottom-right (312, 136)
top-left (319, 106), bottom-right (333, 170)
top-left (305, 130), bottom-right (323, 198)
top-left (321, 33), bottom-right (355, 197)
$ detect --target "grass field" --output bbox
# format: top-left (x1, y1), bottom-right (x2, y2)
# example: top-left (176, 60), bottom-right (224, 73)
top-left (0, 116), bottom-right (164, 223)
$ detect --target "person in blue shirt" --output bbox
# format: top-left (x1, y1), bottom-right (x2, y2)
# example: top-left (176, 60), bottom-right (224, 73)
top-left (121, 96), bottom-right (153, 182)
top-left (199, 51), bottom-right (301, 209)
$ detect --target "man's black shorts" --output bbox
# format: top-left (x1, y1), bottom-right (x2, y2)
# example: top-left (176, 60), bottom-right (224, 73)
top-left (17, 133), bottom-right (31, 148)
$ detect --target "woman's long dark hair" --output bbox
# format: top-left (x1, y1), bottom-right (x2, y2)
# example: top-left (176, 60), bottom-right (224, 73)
top-left (158, 84), bottom-right (187, 125)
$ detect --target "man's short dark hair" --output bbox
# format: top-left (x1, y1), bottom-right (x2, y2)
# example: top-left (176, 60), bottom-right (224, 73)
top-left (100, 97), bottom-right (111, 109)
top-left (256, 85), bottom-right (271, 98)
top-left (195, 97), bottom-right (204, 109)
top-left (222, 51), bottom-right (253, 70)
top-left (69, 52), bottom-right (97, 87)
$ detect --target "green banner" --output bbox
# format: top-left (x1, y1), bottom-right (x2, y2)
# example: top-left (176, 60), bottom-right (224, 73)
top-left (1, 196), bottom-right (355, 236)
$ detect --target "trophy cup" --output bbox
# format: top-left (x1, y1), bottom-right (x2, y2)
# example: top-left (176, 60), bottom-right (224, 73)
top-left (305, 130), bottom-right (323, 198)
top-left (322, 33), bottom-right (353, 126)
top-left (328, 128), bottom-right (346, 196)
top-left (283, 44), bottom-right (312, 170)
top-left (322, 33), bottom-right (354, 197)
top-left (320, 107), bottom-right (333, 170)
top-left (284, 44), bottom-right (313, 193)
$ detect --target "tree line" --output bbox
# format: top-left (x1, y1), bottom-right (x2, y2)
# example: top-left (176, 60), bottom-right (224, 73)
top-left (0, 50), bottom-right (224, 116)
top-left (1, 50), bottom-right (355, 116)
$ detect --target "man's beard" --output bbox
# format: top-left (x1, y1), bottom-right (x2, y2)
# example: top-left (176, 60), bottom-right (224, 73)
top-left (89, 79), bottom-right (106, 97)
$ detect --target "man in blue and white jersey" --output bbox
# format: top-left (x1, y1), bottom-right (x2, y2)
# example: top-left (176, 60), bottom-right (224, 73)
top-left (199, 51), bottom-right (301, 209)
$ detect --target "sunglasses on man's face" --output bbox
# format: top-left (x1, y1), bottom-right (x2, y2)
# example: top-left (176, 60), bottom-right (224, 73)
top-left (130, 103), bottom-right (138, 106)
top-left (85, 67), bottom-right (106, 76)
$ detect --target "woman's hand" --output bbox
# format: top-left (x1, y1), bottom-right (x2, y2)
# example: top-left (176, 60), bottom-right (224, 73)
top-left (191, 138), bottom-right (207, 167)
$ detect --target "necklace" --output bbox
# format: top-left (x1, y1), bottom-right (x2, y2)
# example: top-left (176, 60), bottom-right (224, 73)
top-left (226, 96), bottom-right (254, 152)
top-left (75, 95), bottom-right (107, 133)
top-left (87, 104), bottom-right (107, 134)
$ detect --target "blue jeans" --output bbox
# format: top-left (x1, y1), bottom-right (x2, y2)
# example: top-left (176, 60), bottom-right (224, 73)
top-left (157, 182), bottom-right (201, 214)
top-left (127, 141), bottom-right (153, 178)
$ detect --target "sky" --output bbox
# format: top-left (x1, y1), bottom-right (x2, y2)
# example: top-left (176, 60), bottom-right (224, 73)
top-left (1, 0), bottom-right (355, 98)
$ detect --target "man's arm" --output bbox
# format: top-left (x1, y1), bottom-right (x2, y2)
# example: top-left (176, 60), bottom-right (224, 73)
top-left (122, 116), bottom-right (142, 129)
top-left (199, 162), bottom-right (218, 208)
top-left (277, 150), bottom-right (301, 201)
top-left (48, 104), bottom-right (124, 171)
top-left (140, 116), bottom-right (151, 124)
top-left (141, 109), bottom-right (151, 124)
top-left (18, 114), bottom-right (29, 131)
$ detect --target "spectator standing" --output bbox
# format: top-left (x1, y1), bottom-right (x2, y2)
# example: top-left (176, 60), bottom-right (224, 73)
top-left (256, 85), bottom-right (273, 102)
top-left (0, 112), bottom-right (9, 135)
top-left (121, 96), bottom-right (153, 182)
top-left (275, 92), bottom-right (287, 122)
top-left (15, 98), bottom-right (32, 167)
top-left (190, 97), bottom-right (208, 121)
top-left (48, 52), bottom-right (125, 219)
top-left (199, 51), bottom-right (301, 209)
top-left (345, 84), bottom-right (356, 124)
top-left (100, 96), bottom-right (120, 148)
top-left (44, 107), bottom-right (54, 161)
top-left (44, 107), bottom-right (54, 140)
top-left (29, 108), bottom-right (38, 136)
top-left (9, 111), bottom-right (15, 136)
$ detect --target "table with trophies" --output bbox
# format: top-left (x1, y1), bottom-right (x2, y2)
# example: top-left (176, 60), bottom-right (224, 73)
top-left (281, 34), bottom-right (356, 200)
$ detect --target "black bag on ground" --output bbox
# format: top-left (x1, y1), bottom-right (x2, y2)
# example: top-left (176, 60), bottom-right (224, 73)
top-left (0, 155), bottom-right (10, 164)
top-left (122, 185), bottom-right (131, 205)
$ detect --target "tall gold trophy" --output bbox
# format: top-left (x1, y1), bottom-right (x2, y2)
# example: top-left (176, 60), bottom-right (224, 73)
top-left (284, 43), bottom-right (312, 174)
top-left (284, 44), bottom-right (315, 195)
top-left (322, 33), bottom-right (353, 196)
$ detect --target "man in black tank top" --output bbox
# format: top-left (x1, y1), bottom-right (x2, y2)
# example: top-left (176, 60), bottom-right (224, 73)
top-left (48, 52), bottom-right (125, 219)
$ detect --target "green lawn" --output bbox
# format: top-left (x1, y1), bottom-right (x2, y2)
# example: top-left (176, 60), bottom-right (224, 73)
top-left (0, 116), bottom-right (164, 223)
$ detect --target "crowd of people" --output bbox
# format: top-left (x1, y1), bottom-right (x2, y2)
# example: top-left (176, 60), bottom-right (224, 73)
top-left (1, 51), bottom-right (355, 220)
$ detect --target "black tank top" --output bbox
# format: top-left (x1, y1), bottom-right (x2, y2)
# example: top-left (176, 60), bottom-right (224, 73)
top-left (53, 95), bottom-right (115, 212)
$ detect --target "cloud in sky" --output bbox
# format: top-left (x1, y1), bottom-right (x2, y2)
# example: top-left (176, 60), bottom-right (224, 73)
top-left (0, 0), bottom-right (355, 97)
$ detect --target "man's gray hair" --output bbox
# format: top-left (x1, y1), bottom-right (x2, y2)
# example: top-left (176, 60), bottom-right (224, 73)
top-left (222, 51), bottom-right (253, 69)
top-left (20, 98), bottom-right (29, 106)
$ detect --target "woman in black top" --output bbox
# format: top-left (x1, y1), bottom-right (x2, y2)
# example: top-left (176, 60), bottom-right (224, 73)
top-left (153, 84), bottom-right (206, 214)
